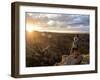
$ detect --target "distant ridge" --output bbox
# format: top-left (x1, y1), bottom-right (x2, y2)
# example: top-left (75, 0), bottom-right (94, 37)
top-left (28, 30), bottom-right (89, 34)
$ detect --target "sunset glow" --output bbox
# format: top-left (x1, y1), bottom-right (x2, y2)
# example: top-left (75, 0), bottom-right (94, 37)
top-left (26, 13), bottom-right (89, 33)
top-left (26, 24), bottom-right (42, 32)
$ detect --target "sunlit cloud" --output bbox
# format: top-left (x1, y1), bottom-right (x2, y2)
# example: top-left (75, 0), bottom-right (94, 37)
top-left (26, 13), bottom-right (89, 33)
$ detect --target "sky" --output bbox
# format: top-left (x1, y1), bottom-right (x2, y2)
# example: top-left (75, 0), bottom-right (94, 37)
top-left (26, 12), bottom-right (90, 33)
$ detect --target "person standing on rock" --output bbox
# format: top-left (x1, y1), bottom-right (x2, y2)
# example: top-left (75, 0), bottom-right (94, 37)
top-left (60, 35), bottom-right (83, 65)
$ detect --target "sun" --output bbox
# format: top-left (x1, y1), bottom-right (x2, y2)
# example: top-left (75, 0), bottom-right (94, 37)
top-left (26, 24), bottom-right (34, 32)
top-left (26, 24), bottom-right (42, 32)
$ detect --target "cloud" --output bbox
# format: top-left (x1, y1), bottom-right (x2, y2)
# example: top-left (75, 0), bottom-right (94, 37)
top-left (26, 13), bottom-right (90, 33)
top-left (47, 20), bottom-right (55, 26)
